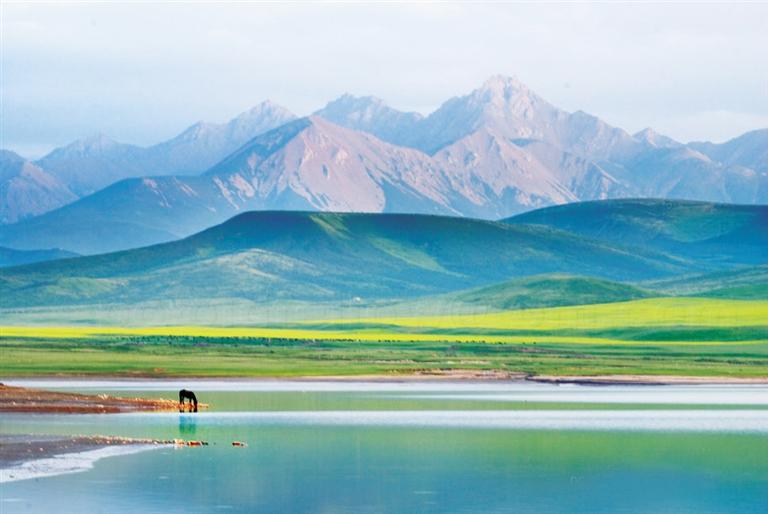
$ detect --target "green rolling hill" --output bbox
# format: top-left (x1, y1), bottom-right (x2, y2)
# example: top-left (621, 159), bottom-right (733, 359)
top-left (506, 199), bottom-right (768, 267)
top-left (646, 264), bottom-right (768, 300)
top-left (2, 200), bottom-right (765, 313)
top-left (450, 274), bottom-right (655, 310)
top-left (0, 210), bottom-right (690, 308)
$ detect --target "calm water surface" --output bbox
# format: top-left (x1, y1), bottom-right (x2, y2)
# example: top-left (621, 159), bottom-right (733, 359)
top-left (2, 380), bottom-right (767, 513)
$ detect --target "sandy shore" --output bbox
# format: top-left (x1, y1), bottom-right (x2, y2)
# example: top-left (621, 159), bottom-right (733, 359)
top-left (0, 384), bottom-right (205, 482)
top-left (5, 371), bottom-right (768, 387)
top-left (528, 375), bottom-right (768, 385)
top-left (0, 434), bottom-right (168, 483)
top-left (300, 367), bottom-right (768, 384)
top-left (0, 383), bottom-right (192, 414)
top-left (292, 370), bottom-right (529, 381)
top-left (0, 434), bottom-right (166, 468)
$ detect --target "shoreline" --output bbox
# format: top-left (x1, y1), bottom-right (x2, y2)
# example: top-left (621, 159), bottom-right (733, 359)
top-left (526, 375), bottom-right (768, 385)
top-left (0, 435), bottom-right (167, 483)
top-left (0, 383), bottom-right (204, 414)
top-left (4, 372), bottom-right (768, 386)
top-left (3, 376), bottom-right (767, 484)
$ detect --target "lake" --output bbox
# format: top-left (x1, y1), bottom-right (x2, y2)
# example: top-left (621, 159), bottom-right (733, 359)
top-left (2, 380), bottom-right (767, 513)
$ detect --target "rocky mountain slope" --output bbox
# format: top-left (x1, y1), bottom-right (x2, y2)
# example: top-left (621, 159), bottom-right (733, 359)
top-left (19, 101), bottom-right (296, 205)
top-left (34, 134), bottom-right (147, 197)
top-left (0, 150), bottom-right (77, 224)
top-left (320, 76), bottom-right (767, 206)
top-left (690, 129), bottom-right (768, 172)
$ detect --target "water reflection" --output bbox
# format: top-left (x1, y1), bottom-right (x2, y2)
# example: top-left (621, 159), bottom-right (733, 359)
top-left (178, 415), bottom-right (197, 436)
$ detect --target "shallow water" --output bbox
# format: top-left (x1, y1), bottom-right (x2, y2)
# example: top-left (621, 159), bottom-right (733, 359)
top-left (2, 380), bottom-right (767, 513)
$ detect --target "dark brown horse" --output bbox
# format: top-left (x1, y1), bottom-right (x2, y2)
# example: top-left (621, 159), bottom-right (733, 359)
top-left (179, 389), bottom-right (198, 412)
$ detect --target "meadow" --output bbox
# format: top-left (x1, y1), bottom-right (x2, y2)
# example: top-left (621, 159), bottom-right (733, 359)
top-left (1, 297), bottom-right (766, 378)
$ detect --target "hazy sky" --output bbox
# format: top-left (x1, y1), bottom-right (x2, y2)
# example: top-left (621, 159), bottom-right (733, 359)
top-left (2, 1), bottom-right (767, 158)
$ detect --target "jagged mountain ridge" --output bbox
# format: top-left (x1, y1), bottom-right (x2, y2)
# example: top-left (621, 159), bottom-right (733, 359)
top-left (2, 75), bottom-right (767, 254)
top-left (314, 94), bottom-right (423, 147)
top-left (3, 108), bottom-right (767, 255)
top-left (0, 150), bottom-right (77, 224)
top-left (34, 134), bottom-right (148, 197)
top-left (690, 129), bottom-right (768, 172)
top-left (316, 76), bottom-right (767, 205)
top-left (144, 100), bottom-right (298, 176)
top-left (1, 115), bottom-right (644, 253)
top-left (32, 101), bottom-right (297, 199)
top-left (0, 117), bottom-right (489, 253)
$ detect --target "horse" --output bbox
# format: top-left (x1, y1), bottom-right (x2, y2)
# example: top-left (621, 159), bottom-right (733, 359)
top-left (179, 389), bottom-right (198, 413)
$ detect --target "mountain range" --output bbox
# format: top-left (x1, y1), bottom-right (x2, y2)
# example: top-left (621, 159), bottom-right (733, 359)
top-left (1, 199), bottom-right (765, 308)
top-left (2, 76), bottom-right (767, 255)
top-left (32, 101), bottom-right (297, 198)
top-left (0, 101), bottom-right (296, 224)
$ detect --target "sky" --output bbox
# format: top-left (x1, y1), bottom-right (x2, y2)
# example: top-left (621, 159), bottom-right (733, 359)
top-left (2, 1), bottom-right (767, 158)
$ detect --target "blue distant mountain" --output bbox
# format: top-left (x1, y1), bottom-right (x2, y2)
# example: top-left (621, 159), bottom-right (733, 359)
top-left (0, 246), bottom-right (78, 268)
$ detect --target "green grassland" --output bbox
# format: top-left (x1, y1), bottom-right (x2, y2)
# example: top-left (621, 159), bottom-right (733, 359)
top-left (2, 337), bottom-right (767, 378)
top-left (2, 297), bottom-right (766, 378)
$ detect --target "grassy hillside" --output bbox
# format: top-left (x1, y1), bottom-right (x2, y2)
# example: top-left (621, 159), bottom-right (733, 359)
top-left (5, 270), bottom-right (763, 328)
top-left (451, 274), bottom-right (654, 310)
top-left (506, 199), bottom-right (768, 267)
top-left (646, 264), bottom-right (768, 300)
top-left (0, 211), bottom-right (690, 308)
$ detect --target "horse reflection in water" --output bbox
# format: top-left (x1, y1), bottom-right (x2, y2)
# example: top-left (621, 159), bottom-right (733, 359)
top-left (179, 389), bottom-right (198, 413)
top-left (179, 413), bottom-right (197, 435)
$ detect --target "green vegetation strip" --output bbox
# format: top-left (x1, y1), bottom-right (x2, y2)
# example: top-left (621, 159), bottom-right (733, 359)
top-left (1, 336), bottom-right (767, 378)
top-left (1, 298), bottom-right (765, 378)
